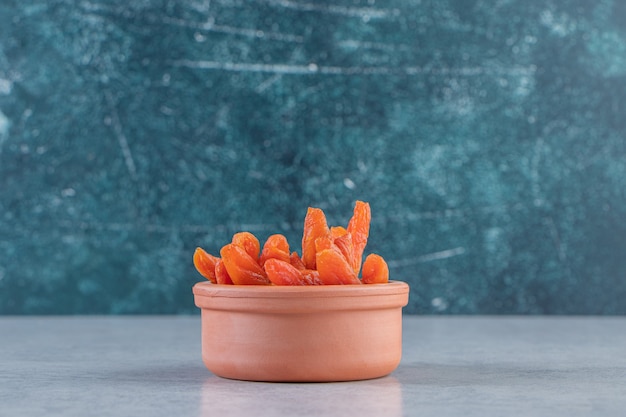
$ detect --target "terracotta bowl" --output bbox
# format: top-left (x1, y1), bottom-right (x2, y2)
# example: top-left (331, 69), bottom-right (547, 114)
top-left (192, 280), bottom-right (409, 382)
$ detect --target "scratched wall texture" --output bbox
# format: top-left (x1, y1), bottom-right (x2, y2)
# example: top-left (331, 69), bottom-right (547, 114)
top-left (1, 1), bottom-right (625, 314)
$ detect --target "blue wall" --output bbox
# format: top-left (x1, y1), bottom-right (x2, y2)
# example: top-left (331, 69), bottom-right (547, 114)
top-left (1, 0), bottom-right (625, 314)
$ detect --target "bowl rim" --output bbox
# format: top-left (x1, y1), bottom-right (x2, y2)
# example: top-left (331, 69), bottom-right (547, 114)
top-left (194, 280), bottom-right (409, 314)
top-left (192, 280), bottom-right (409, 300)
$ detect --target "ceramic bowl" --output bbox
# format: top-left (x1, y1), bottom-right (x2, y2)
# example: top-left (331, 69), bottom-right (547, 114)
top-left (192, 281), bottom-right (409, 382)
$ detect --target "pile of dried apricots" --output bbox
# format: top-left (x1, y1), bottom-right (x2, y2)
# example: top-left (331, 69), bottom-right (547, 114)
top-left (193, 200), bottom-right (389, 285)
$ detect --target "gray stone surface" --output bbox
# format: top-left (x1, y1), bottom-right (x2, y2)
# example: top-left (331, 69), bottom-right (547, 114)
top-left (0, 1), bottom-right (625, 313)
top-left (1, 316), bottom-right (625, 416)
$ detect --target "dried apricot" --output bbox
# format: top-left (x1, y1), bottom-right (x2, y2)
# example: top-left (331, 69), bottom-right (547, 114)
top-left (263, 234), bottom-right (289, 253)
top-left (330, 226), bottom-right (348, 239)
top-left (300, 269), bottom-right (324, 285)
top-left (301, 207), bottom-right (331, 270)
top-left (314, 235), bottom-right (335, 253)
top-left (193, 247), bottom-right (219, 283)
top-left (289, 251), bottom-right (306, 270)
top-left (214, 259), bottom-right (234, 285)
top-left (231, 232), bottom-right (261, 261)
top-left (259, 246), bottom-right (290, 266)
top-left (361, 253), bottom-right (389, 284)
top-left (194, 200), bottom-right (388, 286)
top-left (347, 201), bottom-right (371, 274)
top-left (316, 248), bottom-right (361, 285)
top-left (220, 243), bottom-right (270, 285)
top-left (259, 234), bottom-right (290, 266)
top-left (264, 258), bottom-right (307, 285)
top-left (333, 233), bottom-right (356, 273)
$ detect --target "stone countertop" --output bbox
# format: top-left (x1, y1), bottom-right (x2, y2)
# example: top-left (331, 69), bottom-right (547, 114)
top-left (1, 316), bottom-right (625, 416)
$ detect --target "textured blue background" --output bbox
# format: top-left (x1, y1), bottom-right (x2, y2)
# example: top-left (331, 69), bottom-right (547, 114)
top-left (1, 0), bottom-right (625, 314)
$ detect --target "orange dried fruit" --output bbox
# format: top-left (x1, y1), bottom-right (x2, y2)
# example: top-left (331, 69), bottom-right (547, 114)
top-left (314, 235), bottom-right (335, 253)
top-left (263, 234), bottom-right (290, 253)
top-left (214, 259), bottom-right (234, 285)
top-left (347, 200), bottom-right (371, 274)
top-left (220, 243), bottom-right (270, 285)
top-left (300, 269), bottom-right (324, 285)
top-left (231, 232), bottom-right (261, 261)
top-left (194, 200), bottom-right (389, 286)
top-left (289, 251), bottom-right (306, 270)
top-left (333, 232), bottom-right (356, 273)
top-left (264, 258), bottom-right (308, 286)
top-left (259, 246), bottom-right (291, 266)
top-left (259, 234), bottom-right (291, 266)
top-left (193, 247), bottom-right (219, 284)
top-left (330, 226), bottom-right (348, 239)
top-left (361, 253), bottom-right (389, 284)
top-left (301, 207), bottom-right (331, 270)
top-left (316, 248), bottom-right (361, 285)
